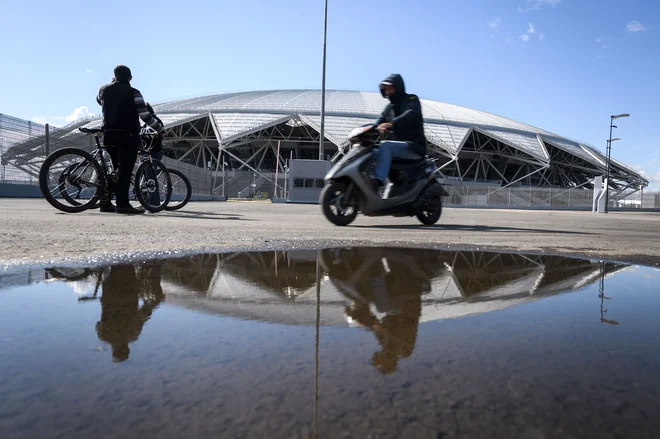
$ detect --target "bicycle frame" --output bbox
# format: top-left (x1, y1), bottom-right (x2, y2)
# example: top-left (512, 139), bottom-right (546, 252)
top-left (85, 130), bottom-right (161, 192)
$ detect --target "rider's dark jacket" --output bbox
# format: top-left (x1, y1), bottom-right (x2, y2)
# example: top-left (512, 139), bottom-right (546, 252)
top-left (375, 74), bottom-right (427, 156)
top-left (96, 80), bottom-right (163, 138)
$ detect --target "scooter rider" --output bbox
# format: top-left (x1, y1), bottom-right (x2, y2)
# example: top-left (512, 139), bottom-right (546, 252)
top-left (371, 74), bottom-right (427, 193)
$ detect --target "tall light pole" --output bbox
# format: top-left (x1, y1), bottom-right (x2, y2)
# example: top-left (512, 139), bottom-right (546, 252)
top-left (604, 137), bottom-right (620, 212)
top-left (604, 113), bottom-right (630, 213)
top-left (319, 0), bottom-right (328, 161)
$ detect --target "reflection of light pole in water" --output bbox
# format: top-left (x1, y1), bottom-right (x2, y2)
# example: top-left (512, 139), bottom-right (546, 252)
top-left (306, 252), bottom-right (321, 439)
top-left (598, 261), bottom-right (620, 325)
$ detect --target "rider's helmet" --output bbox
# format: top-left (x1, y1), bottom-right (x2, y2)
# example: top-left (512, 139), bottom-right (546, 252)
top-left (379, 74), bottom-right (406, 104)
top-left (379, 79), bottom-right (394, 98)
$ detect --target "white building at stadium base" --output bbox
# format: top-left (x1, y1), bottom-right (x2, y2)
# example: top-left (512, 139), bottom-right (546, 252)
top-left (1, 89), bottom-right (648, 200)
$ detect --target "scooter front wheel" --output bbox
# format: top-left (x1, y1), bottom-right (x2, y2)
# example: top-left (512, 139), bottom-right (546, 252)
top-left (320, 181), bottom-right (359, 226)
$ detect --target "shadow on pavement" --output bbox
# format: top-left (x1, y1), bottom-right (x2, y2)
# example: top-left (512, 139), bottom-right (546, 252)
top-left (148, 213), bottom-right (253, 221)
top-left (353, 224), bottom-right (594, 235)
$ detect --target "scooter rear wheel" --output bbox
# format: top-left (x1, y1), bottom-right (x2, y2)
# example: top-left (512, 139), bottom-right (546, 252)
top-left (320, 181), bottom-right (359, 226)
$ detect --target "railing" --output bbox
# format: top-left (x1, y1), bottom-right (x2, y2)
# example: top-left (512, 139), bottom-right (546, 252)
top-left (441, 185), bottom-right (660, 209)
top-left (219, 170), bottom-right (286, 200)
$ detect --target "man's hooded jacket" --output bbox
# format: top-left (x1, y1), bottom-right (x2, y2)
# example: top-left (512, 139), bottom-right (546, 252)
top-left (376, 74), bottom-right (427, 156)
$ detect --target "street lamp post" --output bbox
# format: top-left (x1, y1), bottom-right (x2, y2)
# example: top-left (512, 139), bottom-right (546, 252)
top-left (319, 0), bottom-right (328, 161)
top-left (604, 113), bottom-right (630, 213)
top-left (604, 137), bottom-right (620, 212)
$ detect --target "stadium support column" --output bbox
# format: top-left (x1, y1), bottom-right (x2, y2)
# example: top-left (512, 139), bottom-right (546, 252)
top-left (319, 0), bottom-right (328, 161)
top-left (274, 140), bottom-right (281, 198)
top-left (210, 113), bottom-right (224, 197)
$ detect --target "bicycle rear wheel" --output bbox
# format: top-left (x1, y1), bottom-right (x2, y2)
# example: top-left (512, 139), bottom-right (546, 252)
top-left (164, 169), bottom-right (192, 211)
top-left (39, 147), bottom-right (104, 213)
top-left (59, 162), bottom-right (105, 209)
top-left (134, 160), bottom-right (172, 212)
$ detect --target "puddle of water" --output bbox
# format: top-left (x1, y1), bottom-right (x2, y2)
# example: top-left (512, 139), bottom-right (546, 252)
top-left (1, 248), bottom-right (659, 438)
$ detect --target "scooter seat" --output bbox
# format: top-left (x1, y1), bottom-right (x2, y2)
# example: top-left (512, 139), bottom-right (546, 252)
top-left (393, 155), bottom-right (424, 162)
top-left (391, 157), bottom-right (425, 170)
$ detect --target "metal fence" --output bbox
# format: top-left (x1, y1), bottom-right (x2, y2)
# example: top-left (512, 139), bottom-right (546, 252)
top-left (0, 114), bottom-right (287, 199)
top-left (441, 185), bottom-right (660, 209)
top-left (211, 169), bottom-right (287, 199)
top-left (156, 162), bottom-right (288, 199)
top-left (0, 114), bottom-right (47, 183)
top-left (205, 170), bottom-right (660, 210)
top-left (1, 113), bottom-right (99, 185)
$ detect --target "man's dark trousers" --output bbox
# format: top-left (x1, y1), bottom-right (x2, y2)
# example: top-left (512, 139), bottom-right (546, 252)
top-left (104, 132), bottom-right (138, 207)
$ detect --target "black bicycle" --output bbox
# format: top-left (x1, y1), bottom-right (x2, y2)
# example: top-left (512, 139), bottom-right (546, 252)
top-left (39, 127), bottom-right (173, 213)
top-left (129, 125), bottom-right (192, 212)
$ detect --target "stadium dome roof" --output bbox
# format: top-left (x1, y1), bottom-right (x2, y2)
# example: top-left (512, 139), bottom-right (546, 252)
top-left (146, 89), bottom-right (642, 178)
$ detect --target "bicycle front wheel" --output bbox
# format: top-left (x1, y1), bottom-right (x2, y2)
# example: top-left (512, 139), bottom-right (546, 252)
top-left (164, 169), bottom-right (192, 211)
top-left (134, 160), bottom-right (171, 212)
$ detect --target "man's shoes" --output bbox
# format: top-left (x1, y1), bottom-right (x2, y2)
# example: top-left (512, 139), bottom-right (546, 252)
top-left (115, 205), bottom-right (145, 215)
top-left (99, 203), bottom-right (115, 213)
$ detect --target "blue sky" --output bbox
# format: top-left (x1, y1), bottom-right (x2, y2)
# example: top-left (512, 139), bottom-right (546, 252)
top-left (1, 0), bottom-right (658, 187)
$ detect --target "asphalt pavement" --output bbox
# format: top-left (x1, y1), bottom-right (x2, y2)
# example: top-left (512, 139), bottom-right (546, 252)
top-left (1, 199), bottom-right (659, 267)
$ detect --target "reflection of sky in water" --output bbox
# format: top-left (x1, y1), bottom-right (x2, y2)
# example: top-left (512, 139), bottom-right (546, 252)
top-left (1, 263), bottom-right (658, 366)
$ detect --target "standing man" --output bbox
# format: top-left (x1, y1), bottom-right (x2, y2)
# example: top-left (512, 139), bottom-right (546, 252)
top-left (97, 65), bottom-right (165, 214)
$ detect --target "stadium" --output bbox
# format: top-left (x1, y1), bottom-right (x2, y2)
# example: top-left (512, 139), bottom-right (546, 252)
top-left (1, 89), bottom-right (649, 205)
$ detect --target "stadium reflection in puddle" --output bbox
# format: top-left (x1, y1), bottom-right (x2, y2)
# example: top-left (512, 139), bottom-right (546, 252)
top-left (1, 248), bottom-right (660, 438)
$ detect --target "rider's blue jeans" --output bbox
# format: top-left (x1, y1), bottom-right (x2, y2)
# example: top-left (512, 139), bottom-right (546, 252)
top-left (372, 141), bottom-right (421, 184)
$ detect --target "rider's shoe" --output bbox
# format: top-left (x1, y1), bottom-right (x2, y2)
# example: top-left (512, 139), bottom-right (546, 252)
top-left (370, 178), bottom-right (384, 194)
top-left (99, 203), bottom-right (115, 213)
top-left (115, 205), bottom-right (145, 215)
